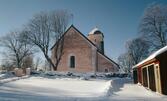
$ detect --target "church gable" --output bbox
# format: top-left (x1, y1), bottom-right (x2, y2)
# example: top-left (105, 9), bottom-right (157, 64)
top-left (51, 25), bottom-right (119, 73)
top-left (52, 25), bottom-right (95, 72)
top-left (51, 25), bottom-right (97, 50)
top-left (63, 26), bottom-right (92, 49)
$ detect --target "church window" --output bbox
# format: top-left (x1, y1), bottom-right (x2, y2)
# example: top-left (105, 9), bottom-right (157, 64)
top-left (100, 41), bottom-right (104, 54)
top-left (70, 56), bottom-right (75, 68)
top-left (105, 68), bottom-right (108, 73)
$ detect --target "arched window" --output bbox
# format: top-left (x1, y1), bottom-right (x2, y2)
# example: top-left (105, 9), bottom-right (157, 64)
top-left (105, 68), bottom-right (108, 73)
top-left (70, 56), bottom-right (75, 68)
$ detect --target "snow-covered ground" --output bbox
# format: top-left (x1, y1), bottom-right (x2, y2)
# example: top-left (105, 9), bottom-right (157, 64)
top-left (0, 76), bottom-right (167, 101)
top-left (0, 72), bottom-right (29, 84)
top-left (0, 72), bottom-right (15, 79)
top-left (107, 79), bottom-right (167, 101)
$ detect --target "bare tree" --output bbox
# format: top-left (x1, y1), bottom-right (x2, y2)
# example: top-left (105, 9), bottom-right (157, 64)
top-left (33, 57), bottom-right (42, 70)
top-left (140, 3), bottom-right (167, 51)
top-left (0, 31), bottom-right (33, 69)
top-left (118, 37), bottom-right (150, 72)
top-left (118, 53), bottom-right (132, 73)
top-left (43, 60), bottom-right (51, 71)
top-left (1, 60), bottom-right (14, 71)
top-left (50, 10), bottom-right (71, 70)
top-left (126, 37), bottom-right (150, 65)
top-left (22, 55), bottom-right (33, 69)
top-left (22, 10), bottom-right (71, 70)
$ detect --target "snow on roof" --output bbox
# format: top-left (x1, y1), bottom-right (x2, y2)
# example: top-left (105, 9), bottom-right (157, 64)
top-left (133, 45), bottom-right (167, 68)
top-left (89, 27), bottom-right (100, 35)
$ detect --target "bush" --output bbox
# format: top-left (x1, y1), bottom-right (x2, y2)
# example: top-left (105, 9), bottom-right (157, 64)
top-left (66, 72), bottom-right (73, 76)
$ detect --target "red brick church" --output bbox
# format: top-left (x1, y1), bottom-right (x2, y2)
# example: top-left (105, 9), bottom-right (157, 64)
top-left (51, 25), bottom-right (119, 73)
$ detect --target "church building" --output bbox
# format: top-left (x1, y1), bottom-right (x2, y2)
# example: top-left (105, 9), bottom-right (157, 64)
top-left (51, 25), bottom-right (119, 73)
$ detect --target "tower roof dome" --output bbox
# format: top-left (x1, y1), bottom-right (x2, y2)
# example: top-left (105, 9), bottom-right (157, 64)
top-left (88, 27), bottom-right (104, 37)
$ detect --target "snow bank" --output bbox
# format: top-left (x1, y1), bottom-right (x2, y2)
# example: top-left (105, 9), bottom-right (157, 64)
top-left (0, 75), bottom-right (29, 84)
top-left (0, 72), bottom-right (30, 84)
top-left (32, 71), bottom-right (128, 80)
top-left (0, 72), bottom-right (14, 79)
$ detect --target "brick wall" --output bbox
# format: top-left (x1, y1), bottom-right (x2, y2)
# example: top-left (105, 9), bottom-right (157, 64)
top-left (97, 52), bottom-right (118, 72)
top-left (51, 26), bottom-right (118, 73)
top-left (87, 34), bottom-right (103, 53)
top-left (51, 27), bottom-right (94, 73)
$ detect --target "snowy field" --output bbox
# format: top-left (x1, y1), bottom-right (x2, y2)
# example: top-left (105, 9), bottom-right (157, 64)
top-left (0, 76), bottom-right (167, 101)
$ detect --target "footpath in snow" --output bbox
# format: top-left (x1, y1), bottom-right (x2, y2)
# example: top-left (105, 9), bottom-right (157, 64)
top-left (107, 78), bottom-right (167, 101)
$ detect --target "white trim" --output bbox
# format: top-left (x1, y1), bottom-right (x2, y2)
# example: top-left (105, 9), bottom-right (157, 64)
top-left (141, 63), bottom-right (156, 91)
top-left (154, 64), bottom-right (162, 93)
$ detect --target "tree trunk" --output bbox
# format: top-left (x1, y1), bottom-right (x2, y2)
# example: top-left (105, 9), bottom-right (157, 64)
top-left (43, 53), bottom-right (57, 71)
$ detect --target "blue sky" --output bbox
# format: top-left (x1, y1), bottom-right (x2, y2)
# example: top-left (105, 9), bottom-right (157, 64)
top-left (0, 0), bottom-right (167, 62)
